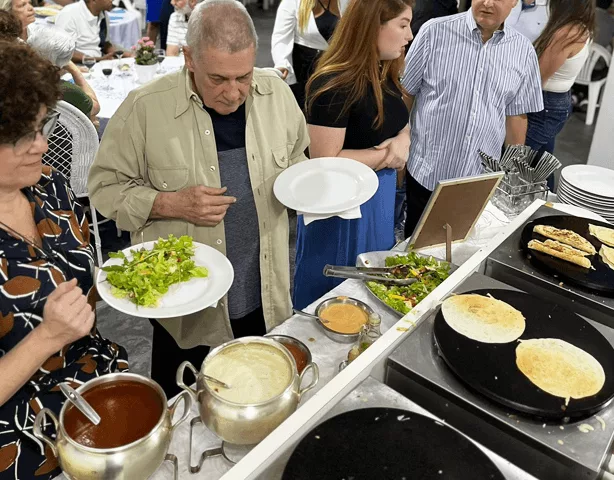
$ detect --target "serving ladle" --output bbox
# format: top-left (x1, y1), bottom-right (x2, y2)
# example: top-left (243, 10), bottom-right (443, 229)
top-left (293, 309), bottom-right (330, 324)
top-left (59, 383), bottom-right (101, 425)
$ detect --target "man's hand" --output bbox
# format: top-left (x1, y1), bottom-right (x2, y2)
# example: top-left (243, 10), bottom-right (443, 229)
top-left (276, 67), bottom-right (289, 80)
top-left (155, 186), bottom-right (237, 227)
top-left (374, 125), bottom-right (411, 170)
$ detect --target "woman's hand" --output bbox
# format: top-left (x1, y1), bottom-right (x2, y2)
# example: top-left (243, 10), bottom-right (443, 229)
top-left (38, 279), bottom-right (95, 351)
top-left (374, 125), bottom-right (411, 170)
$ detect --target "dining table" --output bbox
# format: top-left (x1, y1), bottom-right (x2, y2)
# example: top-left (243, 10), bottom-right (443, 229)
top-left (85, 56), bottom-right (186, 123)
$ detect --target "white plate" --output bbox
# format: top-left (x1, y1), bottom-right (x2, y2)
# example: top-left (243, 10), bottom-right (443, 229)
top-left (557, 193), bottom-right (614, 222)
top-left (273, 157), bottom-right (379, 214)
top-left (558, 179), bottom-right (614, 207)
top-left (561, 165), bottom-right (614, 199)
top-left (97, 241), bottom-right (234, 319)
top-left (557, 185), bottom-right (614, 213)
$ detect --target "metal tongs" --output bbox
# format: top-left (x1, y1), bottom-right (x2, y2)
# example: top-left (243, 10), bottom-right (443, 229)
top-left (323, 265), bottom-right (418, 286)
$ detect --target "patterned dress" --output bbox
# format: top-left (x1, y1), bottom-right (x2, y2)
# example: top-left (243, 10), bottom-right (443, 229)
top-left (0, 167), bottom-right (128, 479)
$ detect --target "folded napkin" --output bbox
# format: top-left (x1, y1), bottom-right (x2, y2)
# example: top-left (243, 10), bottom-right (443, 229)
top-left (300, 206), bottom-right (362, 226)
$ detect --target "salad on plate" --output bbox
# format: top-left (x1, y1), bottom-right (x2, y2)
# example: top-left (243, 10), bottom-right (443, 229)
top-left (102, 235), bottom-right (208, 307)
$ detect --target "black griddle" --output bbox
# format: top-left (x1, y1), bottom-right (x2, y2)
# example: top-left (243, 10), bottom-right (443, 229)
top-left (282, 407), bottom-right (504, 480)
top-left (434, 289), bottom-right (614, 419)
top-left (520, 215), bottom-right (614, 296)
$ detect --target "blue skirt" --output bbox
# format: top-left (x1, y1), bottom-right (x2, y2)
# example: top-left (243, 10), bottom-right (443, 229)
top-left (293, 168), bottom-right (396, 310)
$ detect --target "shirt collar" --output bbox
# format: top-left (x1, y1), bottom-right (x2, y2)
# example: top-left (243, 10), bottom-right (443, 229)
top-left (175, 67), bottom-right (273, 118)
top-left (465, 9), bottom-right (508, 39)
top-left (79, 0), bottom-right (102, 22)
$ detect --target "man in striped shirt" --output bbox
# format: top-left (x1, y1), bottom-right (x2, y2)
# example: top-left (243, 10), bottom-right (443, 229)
top-left (402, 0), bottom-right (544, 238)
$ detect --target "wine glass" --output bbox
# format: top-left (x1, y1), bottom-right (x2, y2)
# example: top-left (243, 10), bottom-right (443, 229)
top-left (102, 66), bottom-right (113, 91)
top-left (154, 48), bottom-right (165, 73)
top-left (83, 56), bottom-right (96, 76)
top-left (113, 50), bottom-right (124, 60)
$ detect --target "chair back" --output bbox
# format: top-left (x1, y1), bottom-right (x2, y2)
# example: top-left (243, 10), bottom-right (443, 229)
top-left (43, 100), bottom-right (99, 198)
top-left (575, 43), bottom-right (612, 85)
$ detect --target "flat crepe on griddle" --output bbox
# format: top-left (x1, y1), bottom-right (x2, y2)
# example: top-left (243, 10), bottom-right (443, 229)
top-left (600, 245), bottom-right (614, 271)
top-left (590, 224), bottom-right (614, 248)
top-left (528, 239), bottom-right (592, 269)
top-left (441, 294), bottom-right (525, 344)
top-left (533, 225), bottom-right (596, 255)
top-left (516, 338), bottom-right (605, 400)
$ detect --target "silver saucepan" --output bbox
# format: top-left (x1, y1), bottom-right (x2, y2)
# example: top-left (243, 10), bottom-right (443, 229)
top-left (33, 372), bottom-right (191, 480)
top-left (177, 336), bottom-right (319, 445)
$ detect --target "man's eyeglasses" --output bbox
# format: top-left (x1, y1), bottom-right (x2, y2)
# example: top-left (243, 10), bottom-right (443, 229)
top-left (12, 109), bottom-right (60, 155)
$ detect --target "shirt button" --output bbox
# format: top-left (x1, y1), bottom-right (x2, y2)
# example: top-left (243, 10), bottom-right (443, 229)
top-left (216, 239), bottom-right (222, 245)
top-left (205, 130), bottom-right (211, 135)
top-left (210, 166), bottom-right (216, 171)
top-left (162, 182), bottom-right (168, 189)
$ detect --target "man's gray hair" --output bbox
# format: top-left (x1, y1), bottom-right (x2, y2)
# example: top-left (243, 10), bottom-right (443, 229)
top-left (186, 0), bottom-right (258, 56)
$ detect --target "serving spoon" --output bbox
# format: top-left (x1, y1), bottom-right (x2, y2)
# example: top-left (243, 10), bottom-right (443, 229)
top-left (59, 383), bottom-right (101, 425)
top-left (293, 309), bottom-right (330, 324)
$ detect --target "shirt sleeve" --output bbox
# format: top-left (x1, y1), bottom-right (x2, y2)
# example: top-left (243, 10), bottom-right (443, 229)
top-left (506, 46), bottom-right (544, 116)
top-left (271, 0), bottom-right (297, 76)
top-left (305, 76), bottom-right (350, 128)
top-left (60, 81), bottom-right (94, 116)
top-left (55, 13), bottom-right (78, 41)
top-left (88, 97), bottom-right (159, 232)
top-left (402, 23), bottom-right (431, 96)
top-left (166, 13), bottom-right (184, 47)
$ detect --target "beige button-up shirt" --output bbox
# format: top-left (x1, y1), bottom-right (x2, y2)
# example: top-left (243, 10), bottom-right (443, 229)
top-left (88, 67), bottom-right (309, 349)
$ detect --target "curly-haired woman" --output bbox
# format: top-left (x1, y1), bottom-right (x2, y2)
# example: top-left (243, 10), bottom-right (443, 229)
top-left (0, 41), bottom-right (128, 479)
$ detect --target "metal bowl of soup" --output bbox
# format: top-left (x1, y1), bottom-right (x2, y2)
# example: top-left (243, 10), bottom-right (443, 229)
top-left (176, 336), bottom-right (319, 445)
top-left (33, 373), bottom-right (191, 480)
top-left (314, 296), bottom-right (375, 343)
top-left (266, 334), bottom-right (312, 374)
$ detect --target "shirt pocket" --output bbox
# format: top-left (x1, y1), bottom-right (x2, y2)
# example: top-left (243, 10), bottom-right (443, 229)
top-left (148, 166), bottom-right (189, 192)
top-left (272, 145), bottom-right (289, 170)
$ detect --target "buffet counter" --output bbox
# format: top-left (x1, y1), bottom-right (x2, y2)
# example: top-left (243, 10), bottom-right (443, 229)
top-left (53, 200), bottom-right (614, 479)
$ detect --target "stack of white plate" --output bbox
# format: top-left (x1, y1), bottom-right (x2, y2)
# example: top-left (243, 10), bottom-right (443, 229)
top-left (557, 165), bottom-right (614, 223)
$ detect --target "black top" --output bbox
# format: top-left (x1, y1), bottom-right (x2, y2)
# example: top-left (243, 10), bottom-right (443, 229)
top-left (306, 75), bottom-right (409, 150)
top-left (411, 0), bottom-right (458, 36)
top-left (314, 0), bottom-right (338, 42)
top-left (204, 103), bottom-right (246, 151)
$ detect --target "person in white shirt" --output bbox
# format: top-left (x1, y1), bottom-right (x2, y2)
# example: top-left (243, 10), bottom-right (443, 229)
top-left (165, 0), bottom-right (200, 55)
top-left (525, 0), bottom-right (595, 189)
top-left (0, 0), bottom-right (34, 40)
top-left (55, 0), bottom-right (116, 62)
top-left (271, 0), bottom-right (348, 108)
top-left (507, 0), bottom-right (549, 43)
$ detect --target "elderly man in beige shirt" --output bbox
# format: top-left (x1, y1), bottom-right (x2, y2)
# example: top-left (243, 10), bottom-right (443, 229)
top-left (88, 0), bottom-right (309, 396)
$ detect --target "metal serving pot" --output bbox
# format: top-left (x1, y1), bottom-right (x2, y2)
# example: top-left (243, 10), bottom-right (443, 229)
top-left (176, 336), bottom-right (319, 445)
top-left (33, 373), bottom-right (191, 480)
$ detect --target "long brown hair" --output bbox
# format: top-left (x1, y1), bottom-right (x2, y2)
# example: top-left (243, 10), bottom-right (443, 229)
top-left (306, 0), bottom-right (413, 129)
top-left (534, 0), bottom-right (595, 58)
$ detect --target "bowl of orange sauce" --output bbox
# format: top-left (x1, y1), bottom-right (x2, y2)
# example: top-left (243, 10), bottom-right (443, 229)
top-left (314, 296), bottom-right (375, 343)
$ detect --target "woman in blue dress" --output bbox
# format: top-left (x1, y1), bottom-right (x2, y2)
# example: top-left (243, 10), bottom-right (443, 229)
top-left (293, 0), bottom-right (415, 309)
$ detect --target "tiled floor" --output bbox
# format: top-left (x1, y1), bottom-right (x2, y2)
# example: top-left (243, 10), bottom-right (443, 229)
top-left (95, 7), bottom-right (598, 378)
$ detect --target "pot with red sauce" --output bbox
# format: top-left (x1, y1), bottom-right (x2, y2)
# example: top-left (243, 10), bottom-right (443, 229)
top-left (33, 373), bottom-right (191, 479)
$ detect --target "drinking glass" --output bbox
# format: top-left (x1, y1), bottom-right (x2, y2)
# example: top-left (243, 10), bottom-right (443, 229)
top-left (83, 56), bottom-right (96, 76)
top-left (102, 66), bottom-right (113, 91)
top-left (154, 49), bottom-right (165, 73)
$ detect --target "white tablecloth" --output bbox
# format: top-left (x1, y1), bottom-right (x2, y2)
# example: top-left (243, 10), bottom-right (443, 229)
top-left (34, 8), bottom-right (140, 51)
top-left (86, 56), bottom-right (185, 120)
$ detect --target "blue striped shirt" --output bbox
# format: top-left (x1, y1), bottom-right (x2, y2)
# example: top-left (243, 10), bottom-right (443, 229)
top-left (402, 11), bottom-right (544, 191)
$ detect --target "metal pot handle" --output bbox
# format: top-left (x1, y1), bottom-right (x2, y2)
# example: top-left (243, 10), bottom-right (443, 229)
top-left (176, 361), bottom-right (199, 403)
top-left (33, 408), bottom-right (59, 458)
top-left (168, 390), bottom-right (192, 434)
top-left (297, 362), bottom-right (319, 402)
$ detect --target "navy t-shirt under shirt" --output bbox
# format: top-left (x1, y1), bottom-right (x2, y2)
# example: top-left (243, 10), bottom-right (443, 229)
top-left (204, 102), bottom-right (261, 320)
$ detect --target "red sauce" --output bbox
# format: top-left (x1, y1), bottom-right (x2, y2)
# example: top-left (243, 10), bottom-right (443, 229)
top-left (280, 341), bottom-right (308, 374)
top-left (64, 380), bottom-right (164, 449)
